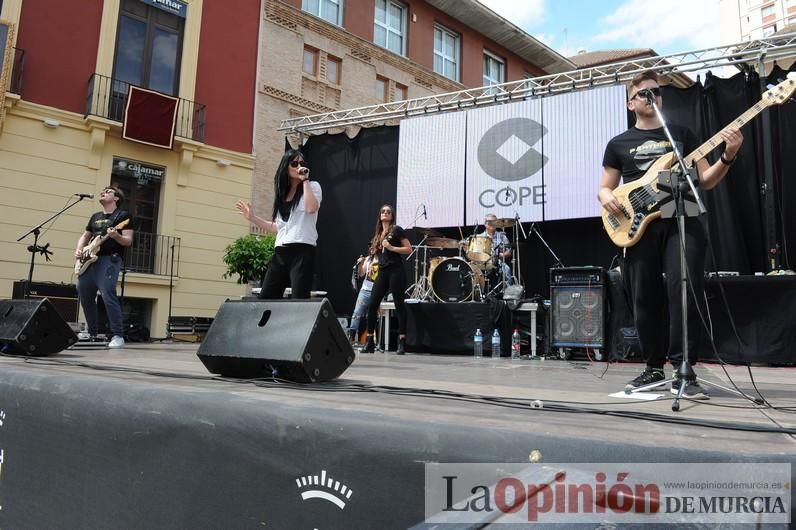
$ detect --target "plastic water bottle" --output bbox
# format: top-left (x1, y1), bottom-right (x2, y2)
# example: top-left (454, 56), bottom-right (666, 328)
top-left (511, 329), bottom-right (521, 360)
top-left (473, 329), bottom-right (483, 358)
top-left (492, 329), bottom-right (501, 358)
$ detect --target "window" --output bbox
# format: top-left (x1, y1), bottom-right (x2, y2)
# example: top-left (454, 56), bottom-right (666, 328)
top-left (327, 55), bottom-right (341, 84)
top-left (375, 76), bottom-right (388, 102)
top-left (395, 83), bottom-right (408, 102)
top-left (762, 24), bottom-right (777, 36)
top-left (374, 0), bottom-right (407, 55)
top-left (761, 4), bottom-right (776, 17)
top-left (483, 51), bottom-right (505, 88)
top-left (302, 0), bottom-right (343, 26)
top-left (433, 24), bottom-right (460, 82)
top-left (113, 0), bottom-right (184, 96)
top-left (303, 47), bottom-right (318, 76)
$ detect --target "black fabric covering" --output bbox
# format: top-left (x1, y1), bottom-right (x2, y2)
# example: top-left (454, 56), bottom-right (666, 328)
top-left (300, 127), bottom-right (400, 317)
top-left (699, 275), bottom-right (796, 364)
top-left (299, 76), bottom-right (796, 358)
top-left (405, 300), bottom-right (512, 355)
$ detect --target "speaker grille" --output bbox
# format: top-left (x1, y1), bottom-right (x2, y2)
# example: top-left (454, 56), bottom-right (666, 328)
top-left (551, 284), bottom-right (605, 348)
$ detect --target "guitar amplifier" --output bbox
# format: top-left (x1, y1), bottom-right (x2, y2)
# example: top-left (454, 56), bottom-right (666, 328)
top-left (549, 267), bottom-right (605, 349)
top-left (12, 281), bottom-right (79, 323)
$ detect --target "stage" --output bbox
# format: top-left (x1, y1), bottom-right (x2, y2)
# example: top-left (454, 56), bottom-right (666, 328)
top-left (0, 342), bottom-right (794, 528)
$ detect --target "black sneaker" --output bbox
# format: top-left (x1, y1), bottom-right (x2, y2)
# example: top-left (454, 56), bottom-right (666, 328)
top-left (396, 338), bottom-right (406, 355)
top-left (360, 336), bottom-right (375, 354)
top-left (671, 377), bottom-right (709, 400)
top-left (625, 367), bottom-right (665, 391)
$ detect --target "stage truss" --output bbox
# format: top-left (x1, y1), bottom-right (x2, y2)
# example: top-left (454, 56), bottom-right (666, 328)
top-left (278, 32), bottom-right (796, 136)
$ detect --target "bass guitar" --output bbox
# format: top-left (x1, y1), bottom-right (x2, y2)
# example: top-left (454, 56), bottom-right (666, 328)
top-left (602, 73), bottom-right (796, 248)
top-left (74, 219), bottom-right (130, 276)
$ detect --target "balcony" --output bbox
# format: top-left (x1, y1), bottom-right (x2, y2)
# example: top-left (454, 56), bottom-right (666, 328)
top-left (124, 231), bottom-right (181, 277)
top-left (7, 47), bottom-right (25, 95)
top-left (85, 74), bottom-right (206, 142)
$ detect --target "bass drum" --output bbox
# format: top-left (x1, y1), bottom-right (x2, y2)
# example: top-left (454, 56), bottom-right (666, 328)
top-left (430, 257), bottom-right (483, 302)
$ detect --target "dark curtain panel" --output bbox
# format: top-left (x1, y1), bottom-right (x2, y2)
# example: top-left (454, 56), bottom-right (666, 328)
top-left (302, 127), bottom-right (400, 315)
top-left (768, 63), bottom-right (796, 269)
top-left (703, 71), bottom-right (767, 274)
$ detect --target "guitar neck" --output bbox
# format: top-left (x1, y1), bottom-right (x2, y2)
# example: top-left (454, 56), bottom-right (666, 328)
top-left (685, 100), bottom-right (770, 165)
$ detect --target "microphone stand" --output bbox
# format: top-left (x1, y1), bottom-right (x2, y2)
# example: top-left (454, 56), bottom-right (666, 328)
top-left (529, 222), bottom-right (564, 269)
top-left (626, 91), bottom-right (752, 411)
top-left (16, 195), bottom-right (89, 299)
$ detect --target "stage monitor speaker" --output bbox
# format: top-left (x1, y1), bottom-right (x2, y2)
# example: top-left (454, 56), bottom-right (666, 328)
top-left (550, 267), bottom-right (605, 349)
top-left (0, 299), bottom-right (78, 356)
top-left (197, 299), bottom-right (354, 382)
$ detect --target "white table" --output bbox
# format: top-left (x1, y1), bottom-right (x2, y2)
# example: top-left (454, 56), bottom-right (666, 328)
top-left (512, 301), bottom-right (539, 358)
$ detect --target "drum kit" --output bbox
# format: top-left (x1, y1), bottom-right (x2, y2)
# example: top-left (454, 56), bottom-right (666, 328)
top-left (406, 218), bottom-right (521, 303)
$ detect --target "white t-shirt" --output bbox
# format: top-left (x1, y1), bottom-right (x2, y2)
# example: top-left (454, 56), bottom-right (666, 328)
top-left (275, 181), bottom-right (322, 247)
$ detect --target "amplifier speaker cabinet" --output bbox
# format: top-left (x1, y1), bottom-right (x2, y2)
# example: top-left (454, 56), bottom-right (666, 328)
top-left (12, 281), bottom-right (79, 323)
top-left (550, 267), bottom-right (605, 350)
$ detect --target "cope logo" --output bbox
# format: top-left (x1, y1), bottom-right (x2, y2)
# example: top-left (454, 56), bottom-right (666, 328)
top-left (477, 117), bottom-right (548, 182)
top-left (296, 470), bottom-right (353, 509)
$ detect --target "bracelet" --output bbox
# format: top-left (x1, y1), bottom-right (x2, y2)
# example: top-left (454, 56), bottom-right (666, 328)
top-left (720, 153), bottom-right (736, 165)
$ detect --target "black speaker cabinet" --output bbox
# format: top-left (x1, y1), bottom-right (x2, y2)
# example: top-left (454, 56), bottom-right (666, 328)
top-left (0, 299), bottom-right (78, 356)
top-left (197, 299), bottom-right (354, 382)
top-left (12, 281), bottom-right (79, 323)
top-left (550, 267), bottom-right (605, 349)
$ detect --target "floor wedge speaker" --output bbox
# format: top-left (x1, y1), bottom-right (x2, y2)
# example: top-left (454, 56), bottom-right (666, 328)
top-left (197, 299), bottom-right (354, 382)
top-left (0, 299), bottom-right (78, 356)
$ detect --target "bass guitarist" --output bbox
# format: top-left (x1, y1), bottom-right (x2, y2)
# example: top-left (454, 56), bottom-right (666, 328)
top-left (599, 71), bottom-right (743, 399)
top-left (74, 186), bottom-right (134, 348)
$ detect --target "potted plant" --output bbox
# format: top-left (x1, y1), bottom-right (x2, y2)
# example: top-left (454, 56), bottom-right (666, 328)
top-left (222, 233), bottom-right (276, 285)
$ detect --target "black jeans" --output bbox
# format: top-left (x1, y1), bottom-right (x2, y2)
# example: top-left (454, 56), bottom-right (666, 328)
top-left (623, 217), bottom-right (707, 368)
top-left (366, 264), bottom-right (408, 335)
top-left (259, 244), bottom-right (315, 299)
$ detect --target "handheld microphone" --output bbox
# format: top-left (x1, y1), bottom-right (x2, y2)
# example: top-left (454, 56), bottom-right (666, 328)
top-left (422, 205), bottom-right (427, 219)
top-left (75, 193), bottom-right (94, 199)
top-left (637, 89), bottom-right (655, 103)
top-left (298, 167), bottom-right (309, 176)
top-left (505, 186), bottom-right (510, 200)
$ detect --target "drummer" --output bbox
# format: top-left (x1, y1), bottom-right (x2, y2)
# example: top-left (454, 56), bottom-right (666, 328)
top-left (482, 213), bottom-right (513, 285)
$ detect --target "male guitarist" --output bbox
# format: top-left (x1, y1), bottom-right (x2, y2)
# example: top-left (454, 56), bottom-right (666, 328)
top-left (599, 71), bottom-right (743, 399)
top-left (74, 186), bottom-right (134, 348)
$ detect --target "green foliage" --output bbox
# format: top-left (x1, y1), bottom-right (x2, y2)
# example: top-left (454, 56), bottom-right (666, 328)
top-left (222, 233), bottom-right (276, 284)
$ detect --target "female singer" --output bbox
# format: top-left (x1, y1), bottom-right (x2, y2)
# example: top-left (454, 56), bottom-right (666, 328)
top-left (362, 205), bottom-right (412, 354)
top-left (235, 149), bottom-right (321, 299)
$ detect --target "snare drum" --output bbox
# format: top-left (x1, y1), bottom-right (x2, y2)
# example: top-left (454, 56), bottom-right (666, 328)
top-left (466, 235), bottom-right (492, 263)
top-left (430, 257), bottom-right (484, 302)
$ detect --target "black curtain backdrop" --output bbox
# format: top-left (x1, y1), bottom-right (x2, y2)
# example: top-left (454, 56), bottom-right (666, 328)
top-left (300, 73), bottom-right (796, 318)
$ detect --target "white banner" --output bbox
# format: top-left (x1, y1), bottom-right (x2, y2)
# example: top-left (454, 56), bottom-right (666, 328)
top-left (396, 85), bottom-right (627, 228)
top-left (396, 112), bottom-right (466, 228)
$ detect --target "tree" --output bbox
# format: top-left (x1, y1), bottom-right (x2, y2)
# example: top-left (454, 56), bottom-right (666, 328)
top-left (222, 233), bottom-right (276, 284)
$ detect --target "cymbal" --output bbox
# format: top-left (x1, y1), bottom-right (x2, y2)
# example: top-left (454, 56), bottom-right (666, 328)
top-left (486, 218), bottom-right (516, 229)
top-left (411, 227), bottom-right (443, 237)
top-left (426, 237), bottom-right (461, 249)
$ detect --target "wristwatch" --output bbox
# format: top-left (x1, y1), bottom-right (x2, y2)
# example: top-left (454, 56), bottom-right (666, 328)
top-left (720, 153), bottom-right (736, 165)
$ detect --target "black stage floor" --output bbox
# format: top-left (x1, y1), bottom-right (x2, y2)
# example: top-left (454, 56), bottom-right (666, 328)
top-left (0, 342), bottom-right (794, 529)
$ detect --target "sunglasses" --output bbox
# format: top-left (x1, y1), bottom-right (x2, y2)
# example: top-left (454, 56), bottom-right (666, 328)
top-left (633, 87), bottom-right (661, 100)
top-left (289, 160), bottom-right (305, 168)
top-left (380, 209), bottom-right (393, 214)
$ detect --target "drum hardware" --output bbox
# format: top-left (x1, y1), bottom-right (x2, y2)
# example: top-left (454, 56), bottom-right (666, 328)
top-left (406, 237), bottom-right (433, 300)
top-left (410, 226), bottom-right (444, 238)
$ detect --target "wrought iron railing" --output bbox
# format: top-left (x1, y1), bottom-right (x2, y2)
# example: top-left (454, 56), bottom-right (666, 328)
top-left (85, 74), bottom-right (206, 142)
top-left (8, 47), bottom-right (25, 95)
top-left (124, 231), bottom-right (181, 277)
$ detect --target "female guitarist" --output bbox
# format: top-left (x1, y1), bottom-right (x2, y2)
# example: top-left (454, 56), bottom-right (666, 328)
top-left (599, 71), bottom-right (743, 399)
top-left (74, 186), bottom-right (134, 348)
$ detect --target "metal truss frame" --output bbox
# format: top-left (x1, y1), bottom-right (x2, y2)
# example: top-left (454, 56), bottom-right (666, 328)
top-left (278, 32), bottom-right (796, 135)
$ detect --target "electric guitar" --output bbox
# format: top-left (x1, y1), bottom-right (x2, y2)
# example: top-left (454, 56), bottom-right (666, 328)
top-left (602, 72), bottom-right (796, 248)
top-left (74, 219), bottom-right (130, 276)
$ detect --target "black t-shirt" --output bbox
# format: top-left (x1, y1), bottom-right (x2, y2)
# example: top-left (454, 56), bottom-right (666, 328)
top-left (602, 125), bottom-right (700, 184)
top-left (85, 210), bottom-right (132, 257)
top-left (378, 225), bottom-right (407, 268)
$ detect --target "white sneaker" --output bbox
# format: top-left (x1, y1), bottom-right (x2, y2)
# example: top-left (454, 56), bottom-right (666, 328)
top-left (108, 336), bottom-right (125, 348)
